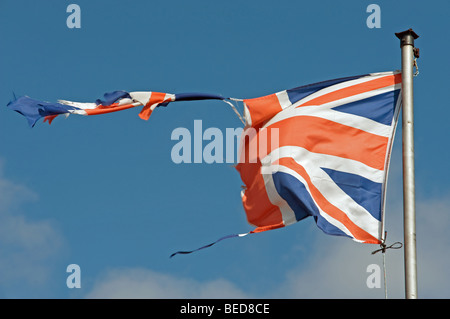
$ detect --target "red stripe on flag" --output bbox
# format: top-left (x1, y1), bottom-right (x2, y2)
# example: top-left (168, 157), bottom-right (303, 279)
top-left (243, 93), bottom-right (282, 128)
top-left (139, 92), bottom-right (168, 120)
top-left (251, 222), bottom-right (285, 233)
top-left (84, 103), bottom-right (137, 115)
top-left (240, 170), bottom-right (284, 227)
top-left (297, 74), bottom-right (402, 107)
top-left (236, 132), bottom-right (283, 228)
top-left (266, 116), bottom-right (389, 170)
top-left (44, 114), bottom-right (58, 125)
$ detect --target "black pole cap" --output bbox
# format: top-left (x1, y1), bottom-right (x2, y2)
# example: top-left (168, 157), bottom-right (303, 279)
top-left (395, 29), bottom-right (419, 47)
top-left (395, 28), bottom-right (419, 39)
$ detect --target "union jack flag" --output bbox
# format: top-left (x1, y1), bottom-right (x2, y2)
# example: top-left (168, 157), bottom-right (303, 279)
top-left (7, 71), bottom-right (402, 255)
top-left (236, 71), bottom-right (402, 244)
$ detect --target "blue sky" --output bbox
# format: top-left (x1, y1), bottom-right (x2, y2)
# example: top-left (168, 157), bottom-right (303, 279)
top-left (1, 0), bottom-right (449, 299)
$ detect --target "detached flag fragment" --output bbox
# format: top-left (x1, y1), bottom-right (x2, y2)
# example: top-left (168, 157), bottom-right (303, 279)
top-left (7, 71), bottom-right (402, 255)
top-left (7, 90), bottom-right (229, 127)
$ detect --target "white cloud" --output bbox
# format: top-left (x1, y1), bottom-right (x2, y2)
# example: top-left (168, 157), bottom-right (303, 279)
top-left (85, 267), bottom-right (249, 299)
top-left (0, 160), bottom-right (64, 297)
top-left (414, 195), bottom-right (450, 298)
top-left (85, 194), bottom-right (450, 299)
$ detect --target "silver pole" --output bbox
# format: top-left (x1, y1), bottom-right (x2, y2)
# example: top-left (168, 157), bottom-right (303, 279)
top-left (395, 29), bottom-right (419, 299)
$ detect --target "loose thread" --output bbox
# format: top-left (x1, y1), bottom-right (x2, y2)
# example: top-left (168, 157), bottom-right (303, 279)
top-left (223, 99), bottom-right (245, 125)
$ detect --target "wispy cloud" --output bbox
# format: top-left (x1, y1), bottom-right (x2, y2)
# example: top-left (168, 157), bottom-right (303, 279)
top-left (0, 159), bottom-right (64, 298)
top-left (85, 267), bottom-right (249, 299)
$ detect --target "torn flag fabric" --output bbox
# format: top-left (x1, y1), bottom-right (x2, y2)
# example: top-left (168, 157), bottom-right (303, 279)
top-left (7, 71), bottom-right (402, 255)
top-left (236, 71), bottom-right (402, 244)
top-left (7, 91), bottom-right (229, 127)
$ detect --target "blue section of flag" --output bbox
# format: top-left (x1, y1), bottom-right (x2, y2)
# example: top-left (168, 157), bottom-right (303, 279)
top-left (95, 91), bottom-right (131, 106)
top-left (272, 171), bottom-right (317, 221)
top-left (286, 74), bottom-right (367, 106)
top-left (332, 89), bottom-right (400, 125)
top-left (272, 171), bottom-right (353, 239)
top-left (175, 92), bottom-right (225, 101)
top-left (321, 167), bottom-right (382, 221)
top-left (7, 96), bottom-right (75, 127)
top-left (170, 233), bottom-right (241, 258)
top-left (313, 214), bottom-right (352, 239)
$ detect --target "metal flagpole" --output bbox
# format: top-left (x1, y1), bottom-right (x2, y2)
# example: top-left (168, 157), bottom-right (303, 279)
top-left (395, 28), bottom-right (419, 299)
